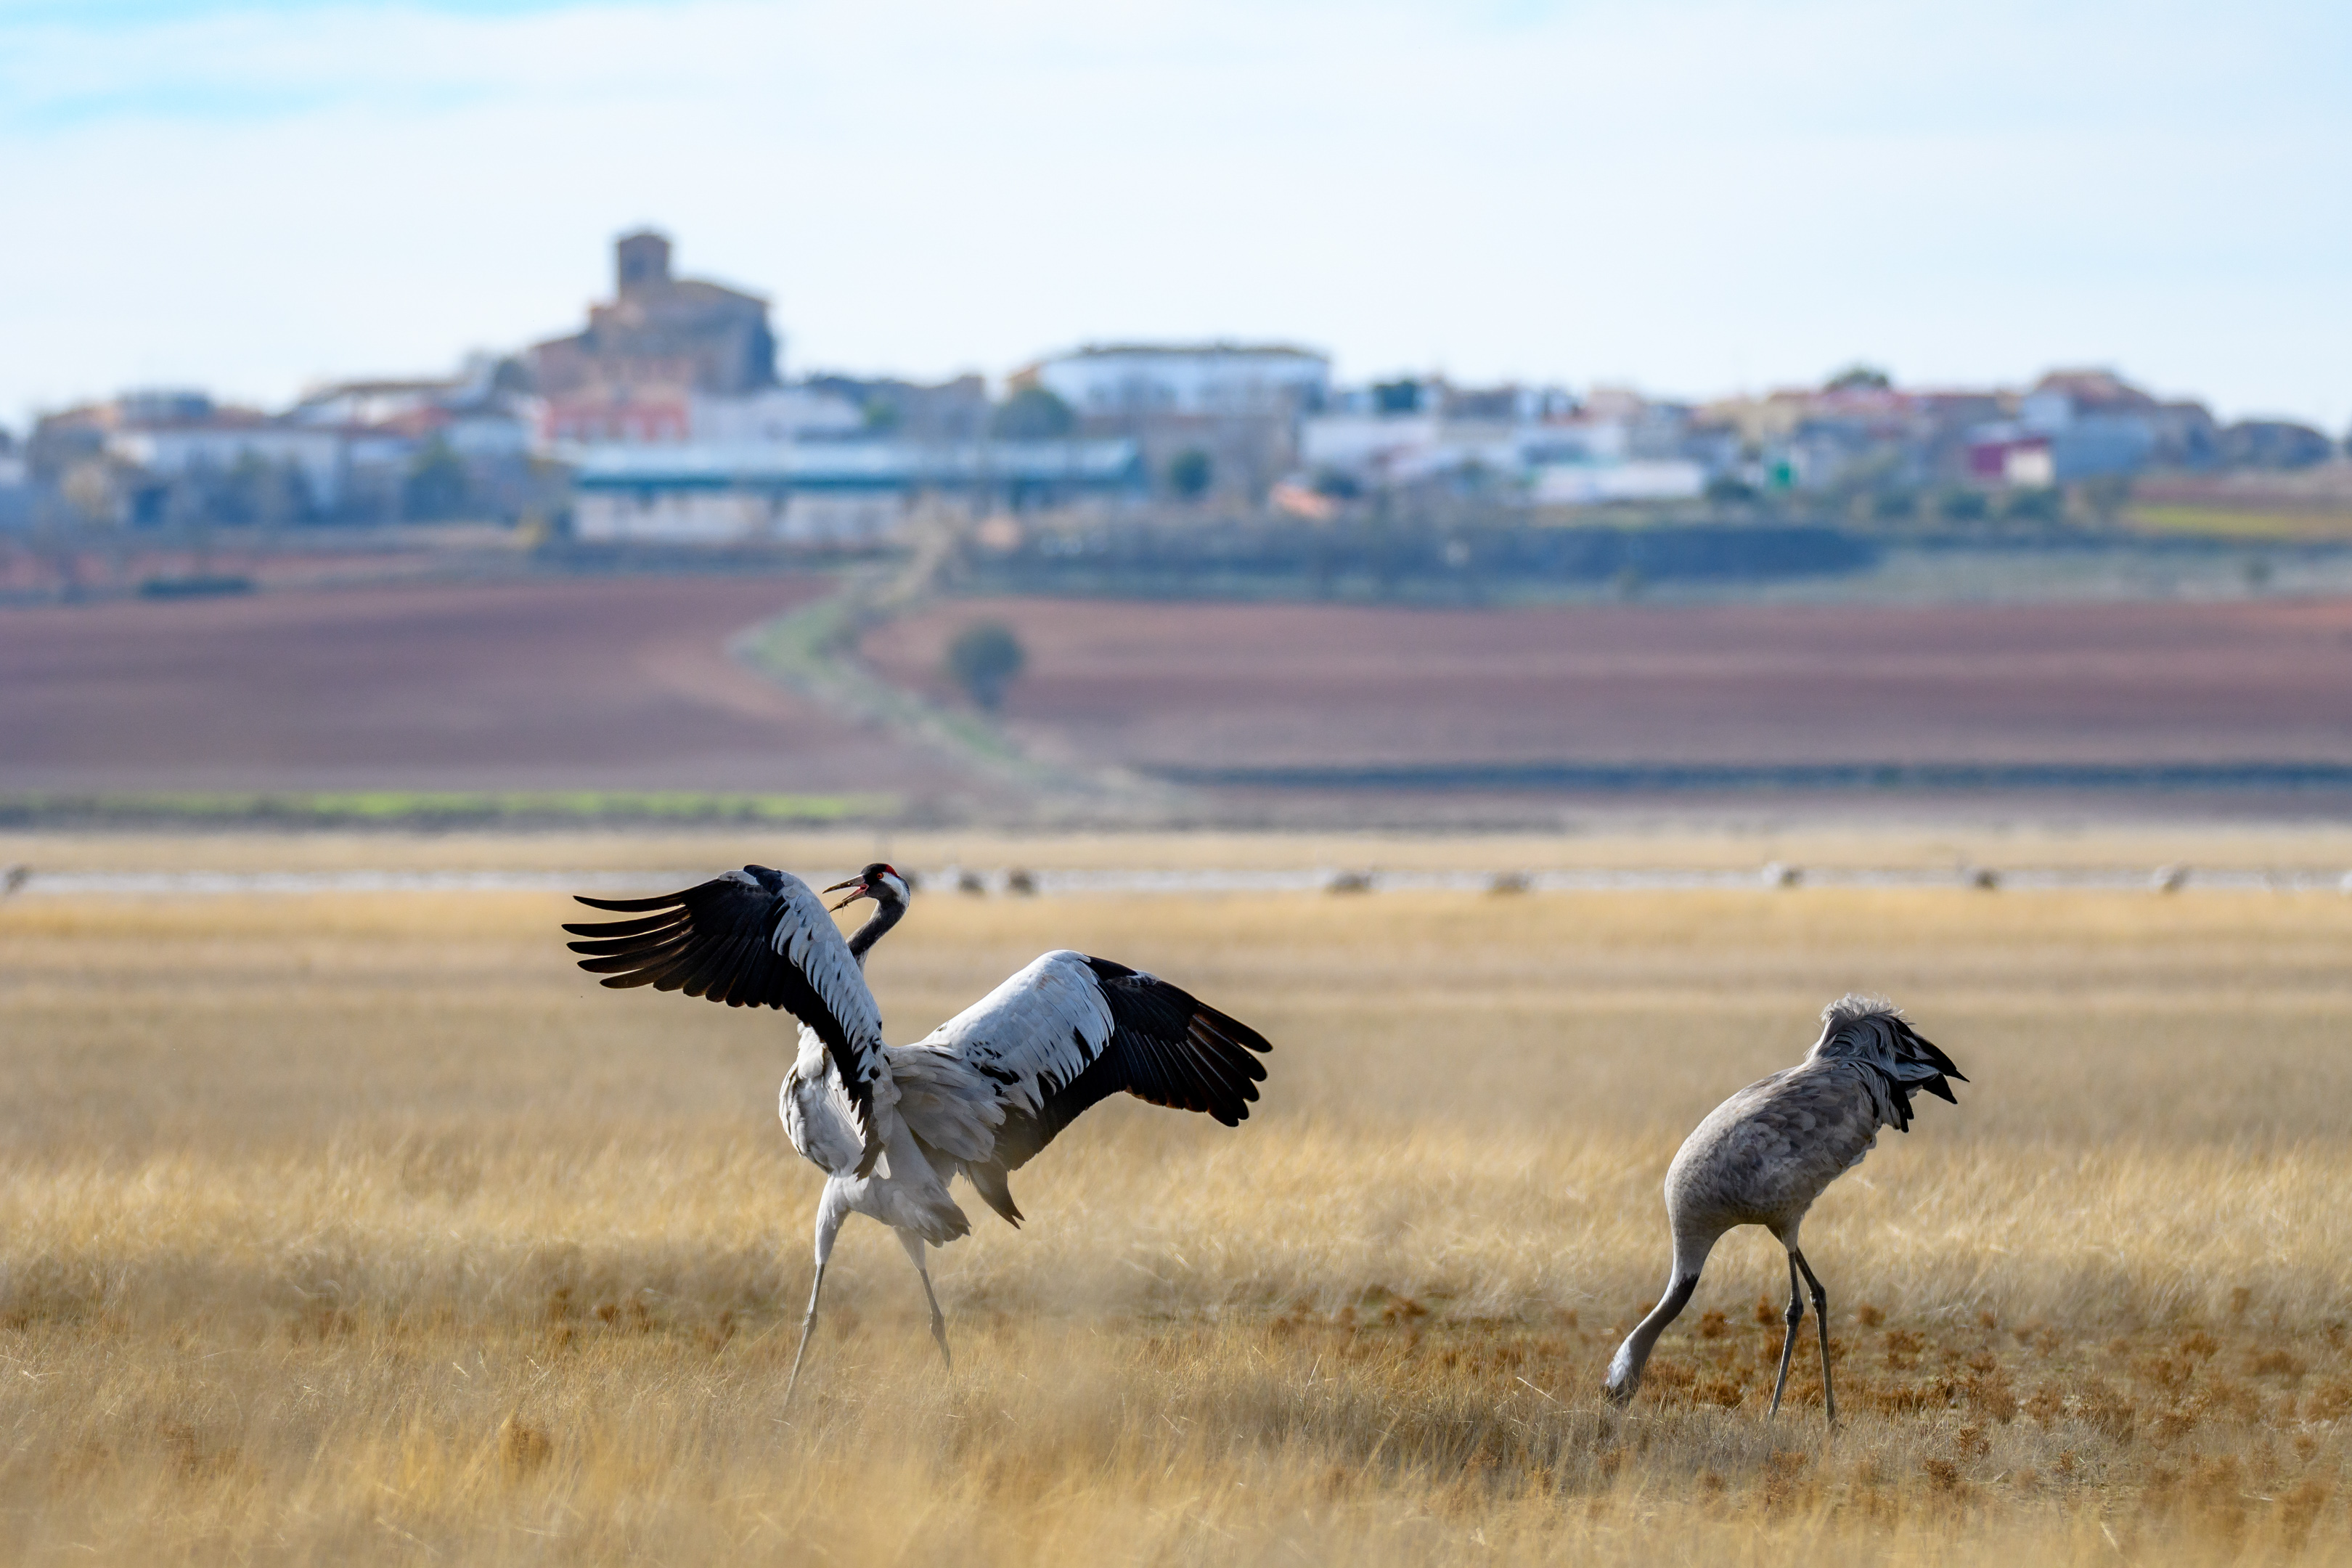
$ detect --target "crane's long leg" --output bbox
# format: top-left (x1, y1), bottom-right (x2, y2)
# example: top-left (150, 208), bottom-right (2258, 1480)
top-left (782, 1259), bottom-right (828, 1409)
top-left (897, 1228), bottom-right (952, 1371)
top-left (1792, 1249), bottom-right (1836, 1424)
top-left (1768, 1251), bottom-right (1805, 1418)
top-left (783, 1199), bottom-right (848, 1410)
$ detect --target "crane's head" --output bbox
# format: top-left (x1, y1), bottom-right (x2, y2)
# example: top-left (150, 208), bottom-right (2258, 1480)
top-left (825, 862), bottom-right (911, 912)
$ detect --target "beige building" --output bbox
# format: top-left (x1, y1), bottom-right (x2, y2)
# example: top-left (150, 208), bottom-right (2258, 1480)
top-left (1014, 343), bottom-right (1330, 504)
top-left (531, 232), bottom-right (780, 444)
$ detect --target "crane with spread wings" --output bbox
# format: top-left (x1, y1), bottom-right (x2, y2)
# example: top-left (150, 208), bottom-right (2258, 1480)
top-left (565, 862), bottom-right (1273, 1402)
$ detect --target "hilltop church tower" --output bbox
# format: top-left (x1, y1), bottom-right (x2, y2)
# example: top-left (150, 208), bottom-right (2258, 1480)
top-left (615, 230), bottom-right (673, 293)
top-left (528, 230), bottom-right (780, 440)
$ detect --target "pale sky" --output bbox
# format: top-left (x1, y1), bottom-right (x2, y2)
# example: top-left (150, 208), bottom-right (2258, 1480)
top-left (4, 0), bottom-right (2348, 434)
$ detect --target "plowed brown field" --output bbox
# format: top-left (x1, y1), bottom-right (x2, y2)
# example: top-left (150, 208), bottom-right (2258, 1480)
top-left (15, 581), bottom-right (2352, 816)
top-left (865, 595), bottom-right (2352, 772)
top-left (0, 576), bottom-right (968, 799)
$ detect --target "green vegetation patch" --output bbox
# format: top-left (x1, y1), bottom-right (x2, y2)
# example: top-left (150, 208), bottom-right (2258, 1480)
top-left (0, 791), bottom-right (897, 827)
top-left (2128, 504), bottom-right (2352, 542)
top-left (732, 584), bottom-right (1049, 776)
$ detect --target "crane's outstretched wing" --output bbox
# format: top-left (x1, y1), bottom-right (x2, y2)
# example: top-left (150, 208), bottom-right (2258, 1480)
top-left (904, 950), bottom-right (1271, 1191)
top-left (565, 867), bottom-right (886, 1153)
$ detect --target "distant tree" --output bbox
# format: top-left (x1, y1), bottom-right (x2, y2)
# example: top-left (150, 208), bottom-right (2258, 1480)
top-left (1371, 379), bottom-right (1421, 415)
top-left (945, 621), bottom-right (1026, 710)
top-left (1704, 473), bottom-right (1758, 506)
top-left (489, 356), bottom-right (536, 395)
top-left (1869, 487), bottom-right (1918, 522)
top-left (990, 386), bottom-right (1076, 440)
top-left (262, 458), bottom-right (312, 529)
top-left (2217, 420), bottom-right (2333, 470)
top-left (1166, 448), bottom-right (1213, 501)
top-left (2072, 473), bottom-right (2133, 527)
top-left (1824, 365), bottom-right (1892, 393)
top-left (1933, 486), bottom-right (1988, 523)
top-left (1999, 486), bottom-right (2064, 525)
top-left (208, 452), bottom-right (264, 526)
top-left (60, 460), bottom-right (118, 528)
top-left (861, 397), bottom-right (902, 433)
top-left (404, 439), bottom-right (468, 520)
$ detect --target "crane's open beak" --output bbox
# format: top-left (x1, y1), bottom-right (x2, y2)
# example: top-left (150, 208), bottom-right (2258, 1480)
top-left (824, 875), bottom-right (873, 912)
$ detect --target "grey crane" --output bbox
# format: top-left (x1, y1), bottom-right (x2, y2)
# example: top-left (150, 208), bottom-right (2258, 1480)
top-left (1604, 995), bottom-right (1964, 1421)
top-left (565, 861), bottom-right (1273, 1402)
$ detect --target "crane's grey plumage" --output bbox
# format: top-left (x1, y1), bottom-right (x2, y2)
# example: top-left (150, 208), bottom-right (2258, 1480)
top-left (889, 947), bottom-right (1273, 1226)
top-left (566, 861), bottom-right (1273, 1404)
top-left (1605, 995), bottom-right (1964, 1421)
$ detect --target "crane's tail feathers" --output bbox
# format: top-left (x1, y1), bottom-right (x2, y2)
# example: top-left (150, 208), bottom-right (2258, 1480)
top-left (963, 1162), bottom-right (1025, 1228)
top-left (909, 1193), bottom-right (971, 1248)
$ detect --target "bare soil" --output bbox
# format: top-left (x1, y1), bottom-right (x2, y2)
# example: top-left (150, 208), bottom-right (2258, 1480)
top-left (0, 576), bottom-right (966, 798)
top-left (866, 595), bottom-right (2352, 772)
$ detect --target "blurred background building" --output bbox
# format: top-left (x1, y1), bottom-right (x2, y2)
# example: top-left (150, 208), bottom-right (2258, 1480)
top-left (7, 226), bottom-right (2348, 556)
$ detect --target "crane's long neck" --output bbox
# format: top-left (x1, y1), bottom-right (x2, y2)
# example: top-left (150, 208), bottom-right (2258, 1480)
top-left (1606, 1227), bottom-right (1720, 1402)
top-left (846, 889), bottom-right (907, 965)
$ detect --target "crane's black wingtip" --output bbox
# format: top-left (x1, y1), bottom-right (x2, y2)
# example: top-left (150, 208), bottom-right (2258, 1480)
top-left (574, 891), bottom-right (686, 912)
top-left (1199, 1005), bottom-right (1274, 1057)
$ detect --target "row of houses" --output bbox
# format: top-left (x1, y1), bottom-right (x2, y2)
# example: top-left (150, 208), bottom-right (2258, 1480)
top-left (11, 366), bottom-right (544, 531)
top-left (7, 229), bottom-right (2344, 546)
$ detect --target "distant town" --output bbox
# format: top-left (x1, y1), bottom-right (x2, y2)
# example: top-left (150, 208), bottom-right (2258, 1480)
top-left (3, 229), bottom-right (2347, 555)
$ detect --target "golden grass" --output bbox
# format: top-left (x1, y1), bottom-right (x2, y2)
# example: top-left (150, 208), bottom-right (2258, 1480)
top-left (2, 844), bottom-right (2349, 1563)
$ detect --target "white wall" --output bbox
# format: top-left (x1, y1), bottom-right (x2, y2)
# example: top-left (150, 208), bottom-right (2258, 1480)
top-left (573, 486), bottom-right (906, 544)
top-left (778, 491), bottom-right (906, 544)
top-left (107, 428), bottom-right (348, 507)
top-left (690, 387), bottom-right (864, 444)
top-left (1037, 348), bottom-right (1328, 417)
top-left (1530, 460), bottom-right (1705, 504)
top-left (1299, 413), bottom-right (1439, 468)
top-left (1303, 415), bottom-right (1636, 485)
top-left (573, 489), bottom-right (769, 542)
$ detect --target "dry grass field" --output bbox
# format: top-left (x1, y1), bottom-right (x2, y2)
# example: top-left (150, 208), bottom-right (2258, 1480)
top-left (3, 833), bottom-right (2350, 1564)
